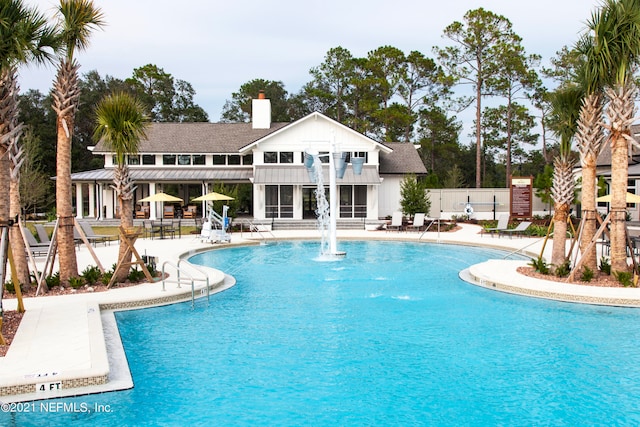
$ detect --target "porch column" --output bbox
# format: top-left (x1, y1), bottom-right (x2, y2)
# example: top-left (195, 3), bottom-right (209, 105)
top-left (149, 183), bottom-right (157, 220)
top-left (97, 183), bottom-right (104, 220)
top-left (75, 184), bottom-right (84, 218)
top-left (88, 184), bottom-right (96, 218)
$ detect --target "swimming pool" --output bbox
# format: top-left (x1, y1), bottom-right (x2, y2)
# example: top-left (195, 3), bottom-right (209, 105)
top-left (3, 240), bottom-right (640, 425)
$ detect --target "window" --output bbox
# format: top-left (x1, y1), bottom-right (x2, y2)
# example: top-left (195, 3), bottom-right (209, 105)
top-left (127, 155), bottom-right (140, 165)
top-left (243, 154), bottom-right (253, 165)
top-left (178, 155), bottom-right (191, 165)
top-left (339, 185), bottom-right (367, 218)
top-left (213, 155), bottom-right (226, 165)
top-left (142, 155), bottom-right (156, 165)
top-left (265, 185), bottom-right (293, 218)
top-left (162, 154), bottom-right (176, 165)
top-left (192, 155), bottom-right (205, 165)
top-left (279, 152), bottom-right (293, 164)
top-left (349, 152), bottom-right (367, 163)
top-left (264, 152), bottom-right (278, 163)
top-left (228, 155), bottom-right (241, 165)
top-left (319, 152), bottom-right (329, 163)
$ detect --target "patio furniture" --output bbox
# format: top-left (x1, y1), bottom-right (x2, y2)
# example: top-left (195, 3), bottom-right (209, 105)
top-left (183, 205), bottom-right (197, 219)
top-left (386, 211), bottom-right (404, 232)
top-left (406, 213), bottom-right (426, 232)
top-left (78, 220), bottom-right (116, 246)
top-left (34, 224), bottom-right (51, 244)
top-left (23, 228), bottom-right (50, 256)
top-left (143, 220), bottom-right (161, 239)
top-left (499, 221), bottom-right (532, 239)
top-left (163, 205), bottom-right (175, 219)
top-left (135, 205), bottom-right (150, 219)
top-left (483, 214), bottom-right (509, 237)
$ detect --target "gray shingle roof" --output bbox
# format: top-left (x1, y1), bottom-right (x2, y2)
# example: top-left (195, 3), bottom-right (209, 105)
top-left (93, 122), bottom-right (290, 154)
top-left (379, 143), bottom-right (427, 175)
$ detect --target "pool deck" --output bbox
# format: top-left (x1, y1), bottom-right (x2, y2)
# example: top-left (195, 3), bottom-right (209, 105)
top-left (2, 223), bottom-right (640, 402)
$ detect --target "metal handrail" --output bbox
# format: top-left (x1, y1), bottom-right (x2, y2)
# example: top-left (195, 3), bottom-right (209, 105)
top-left (501, 236), bottom-right (546, 260)
top-left (240, 219), bottom-right (275, 241)
top-left (177, 259), bottom-right (211, 303)
top-left (161, 260), bottom-right (208, 308)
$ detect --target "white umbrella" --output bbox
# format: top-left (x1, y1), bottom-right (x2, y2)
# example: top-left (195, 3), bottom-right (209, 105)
top-left (192, 192), bottom-right (234, 202)
top-left (596, 192), bottom-right (640, 203)
top-left (138, 192), bottom-right (183, 203)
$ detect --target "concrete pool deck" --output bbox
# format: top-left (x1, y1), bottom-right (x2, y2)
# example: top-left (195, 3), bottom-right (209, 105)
top-left (2, 223), bottom-right (640, 402)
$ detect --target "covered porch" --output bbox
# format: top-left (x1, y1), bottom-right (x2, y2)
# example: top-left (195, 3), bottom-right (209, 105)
top-left (70, 168), bottom-right (251, 220)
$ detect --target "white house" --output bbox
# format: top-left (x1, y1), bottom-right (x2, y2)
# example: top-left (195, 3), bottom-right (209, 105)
top-left (71, 95), bottom-right (427, 223)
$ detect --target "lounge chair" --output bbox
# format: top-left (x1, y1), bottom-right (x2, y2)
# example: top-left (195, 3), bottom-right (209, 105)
top-left (78, 220), bottom-right (115, 246)
top-left (483, 214), bottom-right (509, 237)
top-left (406, 213), bottom-right (426, 232)
top-left (34, 224), bottom-right (51, 244)
top-left (163, 205), bottom-right (175, 219)
top-left (499, 221), bottom-right (532, 239)
top-left (23, 227), bottom-right (50, 256)
top-left (386, 211), bottom-right (404, 232)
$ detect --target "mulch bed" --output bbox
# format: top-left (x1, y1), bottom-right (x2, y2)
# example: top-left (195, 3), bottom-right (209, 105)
top-left (517, 266), bottom-right (624, 287)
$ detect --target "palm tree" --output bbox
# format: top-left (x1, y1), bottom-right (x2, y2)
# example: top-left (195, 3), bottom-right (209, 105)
top-left (94, 92), bottom-right (149, 282)
top-left (51, 0), bottom-right (105, 284)
top-left (548, 86), bottom-right (583, 270)
top-left (0, 1), bottom-right (57, 289)
top-left (586, 0), bottom-right (640, 272)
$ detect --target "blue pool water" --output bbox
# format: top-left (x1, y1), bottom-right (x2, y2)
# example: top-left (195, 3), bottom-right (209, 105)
top-left (4, 240), bottom-right (640, 426)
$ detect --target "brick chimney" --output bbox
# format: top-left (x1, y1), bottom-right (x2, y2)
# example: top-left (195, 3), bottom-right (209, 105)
top-left (252, 90), bottom-right (271, 129)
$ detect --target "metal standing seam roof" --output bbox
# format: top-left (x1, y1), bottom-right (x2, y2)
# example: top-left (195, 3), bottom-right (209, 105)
top-left (252, 165), bottom-right (382, 185)
top-left (69, 168), bottom-right (253, 182)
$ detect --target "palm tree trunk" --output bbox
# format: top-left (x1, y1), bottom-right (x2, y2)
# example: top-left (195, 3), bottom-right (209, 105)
top-left (606, 83), bottom-right (636, 273)
top-left (52, 59), bottom-right (81, 284)
top-left (551, 203), bottom-right (569, 269)
top-left (9, 178), bottom-right (29, 288)
top-left (576, 92), bottom-right (604, 273)
top-left (0, 69), bottom-right (23, 286)
top-left (113, 164), bottom-right (135, 283)
top-left (579, 157), bottom-right (598, 272)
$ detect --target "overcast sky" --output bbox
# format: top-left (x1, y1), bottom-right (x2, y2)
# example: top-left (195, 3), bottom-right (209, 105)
top-left (20, 0), bottom-right (601, 130)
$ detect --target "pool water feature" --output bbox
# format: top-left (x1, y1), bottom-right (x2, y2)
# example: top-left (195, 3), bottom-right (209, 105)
top-left (3, 241), bottom-right (640, 425)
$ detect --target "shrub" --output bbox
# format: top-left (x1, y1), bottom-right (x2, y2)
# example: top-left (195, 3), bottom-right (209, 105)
top-left (553, 260), bottom-right (571, 278)
top-left (613, 270), bottom-right (634, 287)
top-left (68, 276), bottom-right (84, 289)
top-left (128, 268), bottom-right (146, 282)
top-left (101, 271), bottom-right (113, 286)
top-left (4, 281), bottom-right (15, 294)
top-left (45, 271), bottom-right (61, 288)
top-left (580, 266), bottom-right (594, 282)
top-left (81, 265), bottom-right (102, 285)
top-left (529, 256), bottom-right (549, 274)
top-left (599, 257), bottom-right (611, 275)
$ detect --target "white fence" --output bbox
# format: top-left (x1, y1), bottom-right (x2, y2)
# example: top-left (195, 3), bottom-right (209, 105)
top-left (427, 188), bottom-right (549, 221)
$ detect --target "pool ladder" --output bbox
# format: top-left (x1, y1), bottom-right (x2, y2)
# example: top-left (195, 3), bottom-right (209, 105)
top-left (161, 260), bottom-right (211, 308)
